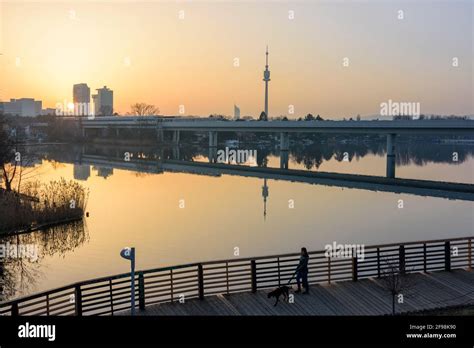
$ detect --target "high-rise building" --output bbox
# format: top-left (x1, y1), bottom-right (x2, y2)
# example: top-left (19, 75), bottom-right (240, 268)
top-left (91, 94), bottom-right (99, 115)
top-left (73, 83), bottom-right (91, 104)
top-left (94, 86), bottom-right (113, 116)
top-left (0, 98), bottom-right (42, 117)
top-left (234, 104), bottom-right (240, 120)
top-left (34, 101), bottom-right (42, 116)
top-left (73, 83), bottom-right (92, 116)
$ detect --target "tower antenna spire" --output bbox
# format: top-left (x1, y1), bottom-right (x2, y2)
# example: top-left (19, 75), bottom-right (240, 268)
top-left (263, 46), bottom-right (271, 118)
top-left (266, 45), bottom-right (269, 67)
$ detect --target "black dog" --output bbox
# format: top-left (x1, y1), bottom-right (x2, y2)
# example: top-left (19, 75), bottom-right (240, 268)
top-left (267, 286), bottom-right (291, 306)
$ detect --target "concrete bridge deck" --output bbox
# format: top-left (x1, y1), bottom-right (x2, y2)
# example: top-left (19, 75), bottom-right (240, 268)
top-left (120, 269), bottom-right (474, 316)
top-left (81, 118), bottom-right (474, 134)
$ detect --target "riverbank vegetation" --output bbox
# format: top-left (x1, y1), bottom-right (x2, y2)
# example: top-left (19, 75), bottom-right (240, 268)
top-left (1, 116), bottom-right (88, 234)
top-left (0, 179), bottom-right (88, 234)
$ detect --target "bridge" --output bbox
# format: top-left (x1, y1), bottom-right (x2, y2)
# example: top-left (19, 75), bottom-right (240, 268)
top-left (80, 117), bottom-right (474, 134)
top-left (79, 117), bottom-right (474, 178)
top-left (0, 236), bottom-right (472, 316)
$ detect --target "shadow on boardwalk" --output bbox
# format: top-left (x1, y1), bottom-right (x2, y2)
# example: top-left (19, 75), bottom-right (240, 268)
top-left (119, 269), bottom-right (474, 316)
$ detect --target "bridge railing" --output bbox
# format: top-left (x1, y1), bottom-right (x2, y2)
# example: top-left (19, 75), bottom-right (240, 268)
top-left (0, 236), bottom-right (471, 316)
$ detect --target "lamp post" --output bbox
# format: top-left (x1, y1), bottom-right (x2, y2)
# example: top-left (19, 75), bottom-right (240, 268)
top-left (120, 247), bottom-right (136, 315)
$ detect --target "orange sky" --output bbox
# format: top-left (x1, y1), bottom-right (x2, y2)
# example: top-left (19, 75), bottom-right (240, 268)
top-left (1, 1), bottom-right (472, 118)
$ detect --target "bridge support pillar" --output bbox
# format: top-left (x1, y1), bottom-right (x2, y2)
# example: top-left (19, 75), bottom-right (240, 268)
top-left (386, 133), bottom-right (396, 179)
top-left (172, 145), bottom-right (180, 160)
top-left (156, 119), bottom-right (164, 143)
top-left (280, 132), bottom-right (289, 151)
top-left (280, 150), bottom-right (289, 169)
top-left (209, 131), bottom-right (218, 148)
top-left (156, 129), bottom-right (164, 143)
top-left (172, 130), bottom-right (180, 145)
top-left (209, 147), bottom-right (218, 163)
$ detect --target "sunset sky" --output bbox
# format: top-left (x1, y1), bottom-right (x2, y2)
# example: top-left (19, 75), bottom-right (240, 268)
top-left (1, 0), bottom-right (472, 118)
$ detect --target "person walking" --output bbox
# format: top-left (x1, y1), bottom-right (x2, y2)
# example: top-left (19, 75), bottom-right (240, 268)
top-left (295, 247), bottom-right (310, 294)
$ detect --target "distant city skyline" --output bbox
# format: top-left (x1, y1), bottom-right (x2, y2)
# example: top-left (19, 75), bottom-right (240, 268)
top-left (1, 1), bottom-right (472, 118)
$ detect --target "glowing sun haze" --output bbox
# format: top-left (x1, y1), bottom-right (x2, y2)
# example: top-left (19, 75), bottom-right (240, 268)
top-left (1, 1), bottom-right (472, 118)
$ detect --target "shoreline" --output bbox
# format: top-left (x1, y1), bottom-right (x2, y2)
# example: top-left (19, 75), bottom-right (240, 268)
top-left (0, 216), bottom-right (84, 237)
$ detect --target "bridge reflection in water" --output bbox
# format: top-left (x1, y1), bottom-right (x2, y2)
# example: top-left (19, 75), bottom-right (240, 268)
top-left (74, 149), bottom-right (474, 202)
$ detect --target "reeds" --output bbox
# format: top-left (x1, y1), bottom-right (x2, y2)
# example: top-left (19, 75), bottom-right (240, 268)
top-left (0, 179), bottom-right (88, 234)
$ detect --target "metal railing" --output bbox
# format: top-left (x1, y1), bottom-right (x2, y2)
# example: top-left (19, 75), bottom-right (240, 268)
top-left (0, 236), bottom-right (471, 316)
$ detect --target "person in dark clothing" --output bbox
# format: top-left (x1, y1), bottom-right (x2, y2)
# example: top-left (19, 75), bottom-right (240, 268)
top-left (295, 247), bottom-right (309, 294)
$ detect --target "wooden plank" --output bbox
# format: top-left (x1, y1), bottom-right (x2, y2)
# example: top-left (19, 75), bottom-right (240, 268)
top-left (118, 270), bottom-right (474, 316)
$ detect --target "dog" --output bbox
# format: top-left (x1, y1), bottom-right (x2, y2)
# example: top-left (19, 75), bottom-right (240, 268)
top-left (267, 285), bottom-right (291, 306)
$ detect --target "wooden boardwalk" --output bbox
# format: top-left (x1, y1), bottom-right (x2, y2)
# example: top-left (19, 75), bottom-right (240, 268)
top-left (119, 270), bottom-right (474, 316)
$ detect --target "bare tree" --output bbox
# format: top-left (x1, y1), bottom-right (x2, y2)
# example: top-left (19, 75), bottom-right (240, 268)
top-left (379, 258), bottom-right (416, 315)
top-left (0, 117), bottom-right (17, 191)
top-left (0, 121), bottom-right (41, 193)
top-left (130, 103), bottom-right (160, 116)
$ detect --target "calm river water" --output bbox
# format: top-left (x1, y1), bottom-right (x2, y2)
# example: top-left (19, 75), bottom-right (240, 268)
top-left (1, 139), bottom-right (473, 299)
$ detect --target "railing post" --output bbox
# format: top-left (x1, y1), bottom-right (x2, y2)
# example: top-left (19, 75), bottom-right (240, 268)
top-left (138, 272), bottom-right (145, 310)
top-left (277, 257), bottom-right (281, 286)
top-left (445, 241), bottom-right (451, 272)
top-left (170, 269), bottom-right (174, 302)
top-left (225, 262), bottom-right (230, 295)
top-left (423, 243), bottom-right (427, 272)
top-left (399, 245), bottom-right (405, 274)
top-left (251, 260), bottom-right (257, 293)
top-left (468, 239), bottom-right (472, 271)
top-left (74, 285), bottom-right (82, 316)
top-left (46, 294), bottom-right (50, 316)
top-left (198, 264), bottom-right (204, 300)
top-left (376, 248), bottom-right (380, 278)
top-left (11, 302), bottom-right (19, 316)
top-left (109, 279), bottom-right (114, 315)
top-left (328, 258), bottom-right (331, 284)
top-left (352, 256), bottom-right (358, 282)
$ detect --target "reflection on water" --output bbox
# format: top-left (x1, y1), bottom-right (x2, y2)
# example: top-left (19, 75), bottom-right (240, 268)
top-left (1, 139), bottom-right (473, 299)
top-left (0, 220), bottom-right (88, 301)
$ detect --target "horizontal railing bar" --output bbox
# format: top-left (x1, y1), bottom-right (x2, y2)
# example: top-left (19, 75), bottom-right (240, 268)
top-left (144, 278), bottom-right (172, 286)
top-left (82, 279), bottom-right (133, 292)
top-left (82, 287), bottom-right (126, 299)
top-left (205, 266), bottom-right (252, 274)
top-left (204, 270), bottom-right (251, 279)
top-left (205, 287), bottom-right (253, 296)
top-left (19, 307), bottom-right (48, 316)
top-left (18, 297), bottom-right (50, 309)
top-left (144, 283), bottom-right (172, 292)
top-left (50, 308), bottom-right (75, 316)
top-left (144, 278), bottom-right (191, 288)
top-left (48, 303), bottom-right (74, 314)
top-left (204, 284), bottom-right (252, 292)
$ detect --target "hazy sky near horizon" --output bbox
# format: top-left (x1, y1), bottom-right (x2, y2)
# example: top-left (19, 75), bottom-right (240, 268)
top-left (0, 0), bottom-right (472, 118)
